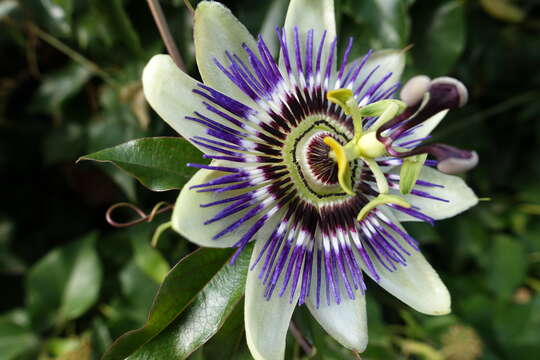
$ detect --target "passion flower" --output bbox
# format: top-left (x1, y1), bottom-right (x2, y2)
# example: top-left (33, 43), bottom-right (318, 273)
top-left (142, 1), bottom-right (478, 359)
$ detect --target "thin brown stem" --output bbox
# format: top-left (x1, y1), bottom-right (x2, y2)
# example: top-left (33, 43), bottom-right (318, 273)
top-left (183, 0), bottom-right (195, 15)
top-left (146, 0), bottom-right (186, 71)
top-left (289, 321), bottom-right (314, 357)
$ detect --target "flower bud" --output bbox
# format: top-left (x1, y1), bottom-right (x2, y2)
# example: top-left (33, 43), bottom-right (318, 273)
top-left (400, 75), bottom-right (431, 107)
top-left (430, 76), bottom-right (468, 108)
top-left (437, 151), bottom-right (478, 174)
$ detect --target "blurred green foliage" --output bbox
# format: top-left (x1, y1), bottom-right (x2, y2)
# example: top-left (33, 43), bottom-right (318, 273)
top-left (1, 0), bottom-right (540, 359)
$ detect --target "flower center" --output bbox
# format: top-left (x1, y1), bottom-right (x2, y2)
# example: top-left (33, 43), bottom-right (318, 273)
top-left (303, 131), bottom-right (339, 185)
top-left (324, 89), bottom-right (417, 220)
top-left (281, 114), bottom-right (360, 205)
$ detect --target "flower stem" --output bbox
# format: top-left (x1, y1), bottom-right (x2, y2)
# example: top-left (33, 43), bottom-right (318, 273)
top-left (146, 0), bottom-right (186, 71)
top-left (288, 321), bottom-right (314, 356)
top-left (183, 0), bottom-right (195, 14)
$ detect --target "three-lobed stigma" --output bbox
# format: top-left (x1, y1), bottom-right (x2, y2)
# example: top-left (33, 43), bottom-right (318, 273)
top-left (324, 89), bottom-right (413, 221)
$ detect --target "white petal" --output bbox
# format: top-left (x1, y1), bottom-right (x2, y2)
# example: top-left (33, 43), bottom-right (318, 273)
top-left (142, 54), bottom-right (219, 154)
top-left (260, 0), bottom-right (289, 58)
top-left (394, 166), bottom-right (478, 222)
top-left (356, 49), bottom-right (406, 99)
top-left (280, 0), bottom-right (336, 73)
top-left (364, 211), bottom-right (451, 315)
top-left (397, 110), bottom-right (449, 145)
top-left (372, 251), bottom-right (451, 315)
top-left (171, 165), bottom-right (279, 249)
top-left (306, 254), bottom-right (368, 352)
top-left (245, 237), bottom-right (299, 360)
top-left (194, 1), bottom-right (258, 105)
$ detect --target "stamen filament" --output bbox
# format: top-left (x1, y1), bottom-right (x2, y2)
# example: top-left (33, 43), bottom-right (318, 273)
top-left (357, 194), bottom-right (411, 221)
top-left (367, 101), bottom-right (403, 132)
top-left (364, 158), bottom-right (389, 194)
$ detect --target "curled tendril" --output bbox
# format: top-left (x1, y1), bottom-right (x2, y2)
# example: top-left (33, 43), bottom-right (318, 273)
top-left (105, 201), bottom-right (173, 228)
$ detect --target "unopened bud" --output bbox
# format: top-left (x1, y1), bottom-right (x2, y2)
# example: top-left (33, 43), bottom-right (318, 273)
top-left (437, 150), bottom-right (478, 174)
top-left (400, 75), bottom-right (431, 107)
top-left (430, 77), bottom-right (468, 108)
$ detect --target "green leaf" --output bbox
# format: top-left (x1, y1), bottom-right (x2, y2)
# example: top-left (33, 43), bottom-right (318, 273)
top-left (79, 137), bottom-right (202, 192)
top-left (129, 245), bottom-right (252, 359)
top-left (486, 235), bottom-right (526, 299)
top-left (341, 0), bottom-right (411, 57)
top-left (94, 0), bottom-right (142, 56)
top-left (493, 295), bottom-right (540, 357)
top-left (360, 0), bottom-right (410, 48)
top-left (411, 1), bottom-right (465, 76)
top-left (130, 236), bottom-right (170, 283)
top-left (31, 62), bottom-right (91, 115)
top-left (26, 233), bottom-right (103, 330)
top-left (202, 302), bottom-right (246, 360)
top-left (119, 261), bottom-right (161, 325)
top-left (0, 309), bottom-right (40, 360)
top-left (102, 246), bottom-right (243, 360)
top-left (26, 0), bottom-right (71, 36)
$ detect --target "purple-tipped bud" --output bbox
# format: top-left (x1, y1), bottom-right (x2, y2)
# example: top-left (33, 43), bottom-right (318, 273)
top-left (382, 77), bottom-right (470, 144)
top-left (400, 75), bottom-right (431, 107)
top-left (438, 151), bottom-right (478, 174)
top-left (387, 143), bottom-right (478, 174)
top-left (430, 77), bottom-right (468, 108)
top-left (428, 144), bottom-right (478, 174)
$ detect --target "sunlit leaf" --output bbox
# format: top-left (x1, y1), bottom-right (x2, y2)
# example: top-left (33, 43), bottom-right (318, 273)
top-left (79, 137), bottom-right (202, 192)
top-left (102, 247), bottom-right (242, 360)
top-left (129, 245), bottom-right (252, 359)
top-left (202, 302), bottom-right (247, 360)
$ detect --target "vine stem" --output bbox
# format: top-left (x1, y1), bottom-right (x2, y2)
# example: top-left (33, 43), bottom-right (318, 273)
top-left (289, 321), bottom-right (314, 357)
top-left (146, 0), bottom-right (186, 71)
top-left (105, 202), bottom-right (173, 228)
top-left (183, 0), bottom-right (195, 14)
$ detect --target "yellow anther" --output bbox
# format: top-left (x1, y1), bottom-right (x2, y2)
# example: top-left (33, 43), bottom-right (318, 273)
top-left (327, 89), bottom-right (355, 114)
top-left (327, 89), bottom-right (364, 136)
top-left (357, 194), bottom-right (411, 221)
top-left (362, 100), bottom-right (406, 131)
top-left (323, 136), bottom-right (355, 195)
